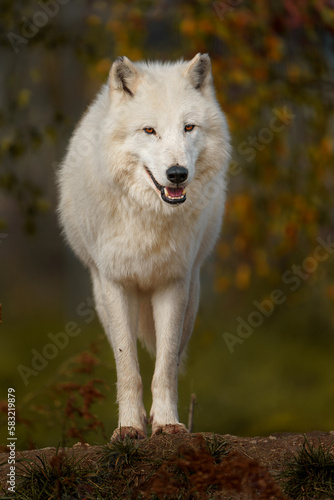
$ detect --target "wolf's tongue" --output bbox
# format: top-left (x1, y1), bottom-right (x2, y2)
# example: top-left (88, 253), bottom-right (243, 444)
top-left (166, 187), bottom-right (184, 198)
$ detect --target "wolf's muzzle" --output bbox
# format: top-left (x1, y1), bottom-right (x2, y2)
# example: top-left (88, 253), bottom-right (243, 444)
top-left (145, 167), bottom-right (187, 205)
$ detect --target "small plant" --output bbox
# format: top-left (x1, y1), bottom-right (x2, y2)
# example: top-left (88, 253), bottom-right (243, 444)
top-left (278, 438), bottom-right (334, 499)
top-left (54, 376), bottom-right (108, 444)
top-left (0, 339), bottom-right (112, 450)
top-left (100, 434), bottom-right (146, 469)
top-left (205, 433), bottom-right (230, 464)
top-left (16, 450), bottom-right (97, 499)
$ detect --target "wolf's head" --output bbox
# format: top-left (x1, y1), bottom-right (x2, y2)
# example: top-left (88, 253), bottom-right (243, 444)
top-left (101, 53), bottom-right (230, 211)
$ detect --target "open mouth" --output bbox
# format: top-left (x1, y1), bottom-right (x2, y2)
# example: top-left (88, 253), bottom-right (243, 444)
top-left (145, 168), bottom-right (187, 205)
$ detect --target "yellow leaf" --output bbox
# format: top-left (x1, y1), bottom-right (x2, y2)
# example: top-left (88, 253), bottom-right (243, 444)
top-left (95, 58), bottom-right (112, 76)
top-left (320, 136), bottom-right (333, 156)
top-left (255, 250), bottom-right (270, 277)
top-left (18, 89), bottom-right (31, 108)
top-left (198, 18), bottom-right (214, 34)
top-left (235, 264), bottom-right (251, 290)
top-left (232, 193), bottom-right (252, 219)
top-left (86, 15), bottom-right (101, 26)
top-left (265, 35), bottom-right (284, 61)
top-left (180, 18), bottom-right (196, 36)
top-left (216, 242), bottom-right (231, 259)
top-left (215, 276), bottom-right (231, 292)
top-left (286, 63), bottom-right (302, 82)
top-left (233, 235), bottom-right (247, 253)
top-left (327, 285), bottom-right (334, 301)
top-left (229, 68), bottom-right (250, 85)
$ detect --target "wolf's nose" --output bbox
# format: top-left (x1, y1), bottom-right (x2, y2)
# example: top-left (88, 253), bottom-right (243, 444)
top-left (166, 166), bottom-right (188, 184)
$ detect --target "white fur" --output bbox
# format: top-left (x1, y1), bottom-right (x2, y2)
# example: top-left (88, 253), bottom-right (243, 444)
top-left (57, 53), bottom-right (231, 436)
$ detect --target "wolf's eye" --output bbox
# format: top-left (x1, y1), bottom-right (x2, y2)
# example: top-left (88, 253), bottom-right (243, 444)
top-left (185, 124), bottom-right (195, 132)
top-left (144, 127), bottom-right (156, 135)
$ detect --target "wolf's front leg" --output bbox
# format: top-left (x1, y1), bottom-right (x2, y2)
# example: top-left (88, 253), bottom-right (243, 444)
top-left (92, 274), bottom-right (147, 440)
top-left (150, 281), bottom-right (190, 435)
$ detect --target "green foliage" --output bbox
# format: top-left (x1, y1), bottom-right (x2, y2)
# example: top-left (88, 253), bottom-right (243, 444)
top-left (205, 434), bottom-right (230, 464)
top-left (278, 438), bottom-right (334, 499)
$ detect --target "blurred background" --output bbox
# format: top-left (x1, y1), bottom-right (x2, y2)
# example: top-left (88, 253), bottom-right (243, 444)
top-left (1, 0), bottom-right (334, 450)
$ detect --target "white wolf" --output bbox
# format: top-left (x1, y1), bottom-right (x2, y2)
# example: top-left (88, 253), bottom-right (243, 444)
top-left (57, 53), bottom-right (231, 440)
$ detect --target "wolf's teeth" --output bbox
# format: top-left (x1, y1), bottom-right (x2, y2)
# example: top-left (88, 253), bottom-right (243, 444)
top-left (163, 187), bottom-right (186, 200)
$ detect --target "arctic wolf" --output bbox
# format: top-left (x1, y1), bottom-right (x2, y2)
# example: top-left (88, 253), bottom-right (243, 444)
top-left (58, 53), bottom-right (231, 440)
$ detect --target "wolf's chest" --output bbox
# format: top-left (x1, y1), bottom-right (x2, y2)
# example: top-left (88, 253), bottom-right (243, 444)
top-left (99, 210), bottom-right (196, 289)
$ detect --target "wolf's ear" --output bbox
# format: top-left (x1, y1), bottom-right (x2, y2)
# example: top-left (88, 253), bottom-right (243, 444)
top-left (109, 56), bottom-right (140, 97)
top-left (184, 53), bottom-right (212, 90)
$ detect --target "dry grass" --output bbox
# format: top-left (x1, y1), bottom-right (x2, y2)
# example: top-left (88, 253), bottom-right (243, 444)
top-left (277, 438), bottom-right (334, 499)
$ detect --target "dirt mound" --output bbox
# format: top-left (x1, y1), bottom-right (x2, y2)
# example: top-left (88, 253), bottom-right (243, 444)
top-left (0, 431), bottom-right (333, 499)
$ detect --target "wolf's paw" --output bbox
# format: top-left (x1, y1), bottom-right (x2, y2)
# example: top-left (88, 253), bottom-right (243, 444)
top-left (110, 426), bottom-right (146, 442)
top-left (152, 423), bottom-right (189, 436)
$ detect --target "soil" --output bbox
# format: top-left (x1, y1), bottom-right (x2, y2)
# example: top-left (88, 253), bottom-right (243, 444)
top-left (0, 431), bottom-right (333, 499)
